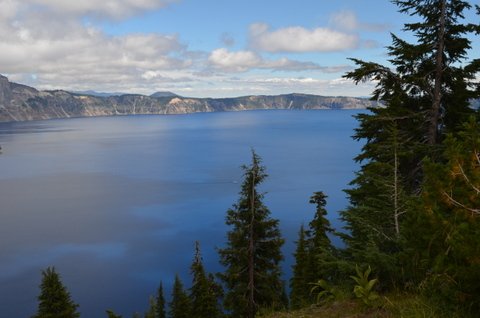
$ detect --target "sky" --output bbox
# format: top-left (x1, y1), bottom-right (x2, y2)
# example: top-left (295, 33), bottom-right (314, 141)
top-left (0, 0), bottom-right (478, 98)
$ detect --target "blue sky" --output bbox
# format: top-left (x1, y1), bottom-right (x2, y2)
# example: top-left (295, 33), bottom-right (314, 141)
top-left (0, 0), bottom-right (478, 97)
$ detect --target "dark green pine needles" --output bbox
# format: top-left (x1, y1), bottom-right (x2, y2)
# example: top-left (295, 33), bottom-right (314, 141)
top-left (168, 275), bottom-right (191, 318)
top-left (32, 267), bottom-right (80, 318)
top-left (189, 241), bottom-right (223, 318)
top-left (218, 150), bottom-right (286, 318)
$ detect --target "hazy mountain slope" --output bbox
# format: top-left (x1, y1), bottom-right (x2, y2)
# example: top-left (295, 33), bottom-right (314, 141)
top-left (0, 75), bottom-right (381, 122)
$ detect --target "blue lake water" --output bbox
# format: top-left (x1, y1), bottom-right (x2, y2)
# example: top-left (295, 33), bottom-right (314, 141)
top-left (0, 110), bottom-right (362, 317)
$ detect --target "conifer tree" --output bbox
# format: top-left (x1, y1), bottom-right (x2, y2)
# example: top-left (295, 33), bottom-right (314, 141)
top-left (33, 267), bottom-right (80, 318)
top-left (341, 0), bottom-right (479, 288)
top-left (218, 150), bottom-right (285, 318)
top-left (305, 192), bottom-right (335, 284)
top-left (106, 310), bottom-right (122, 318)
top-left (406, 116), bottom-right (480, 312)
top-left (168, 275), bottom-right (190, 318)
top-left (144, 296), bottom-right (157, 318)
top-left (346, 0), bottom-right (479, 150)
top-left (155, 282), bottom-right (166, 318)
top-left (189, 241), bottom-right (223, 318)
top-left (340, 118), bottom-right (412, 285)
top-left (289, 225), bottom-right (310, 309)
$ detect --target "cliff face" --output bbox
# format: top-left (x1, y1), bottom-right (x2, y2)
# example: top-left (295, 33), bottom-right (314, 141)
top-left (0, 75), bottom-right (12, 109)
top-left (0, 75), bottom-right (381, 122)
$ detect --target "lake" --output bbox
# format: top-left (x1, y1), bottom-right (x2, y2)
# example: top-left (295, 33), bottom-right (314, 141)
top-left (0, 110), bottom-right (362, 317)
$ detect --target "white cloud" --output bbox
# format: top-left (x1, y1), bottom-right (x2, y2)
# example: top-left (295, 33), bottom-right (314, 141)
top-left (0, 0), bottom-right (192, 93)
top-left (24, 0), bottom-right (177, 19)
top-left (208, 48), bottom-right (263, 72)
top-left (0, 0), bottom-right (20, 20)
top-left (329, 10), bottom-right (359, 31)
top-left (249, 23), bottom-right (358, 53)
top-left (0, 1), bottom-right (374, 97)
top-left (330, 10), bottom-right (390, 32)
top-left (266, 58), bottom-right (351, 73)
top-left (208, 48), bottom-right (350, 73)
top-left (183, 75), bottom-right (376, 98)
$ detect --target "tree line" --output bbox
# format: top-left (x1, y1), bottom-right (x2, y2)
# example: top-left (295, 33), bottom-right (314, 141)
top-left (31, 0), bottom-right (479, 317)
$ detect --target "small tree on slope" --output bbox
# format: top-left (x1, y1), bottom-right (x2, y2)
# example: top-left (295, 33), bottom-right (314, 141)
top-left (33, 267), bottom-right (80, 318)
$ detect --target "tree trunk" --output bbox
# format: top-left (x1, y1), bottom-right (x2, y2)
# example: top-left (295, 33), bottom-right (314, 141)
top-left (428, 0), bottom-right (447, 145)
top-left (248, 169), bottom-right (256, 318)
top-left (394, 143), bottom-right (400, 236)
top-left (391, 123), bottom-right (403, 238)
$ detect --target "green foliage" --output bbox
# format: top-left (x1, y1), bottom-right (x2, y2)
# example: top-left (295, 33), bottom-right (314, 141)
top-left (340, 110), bottom-right (420, 288)
top-left (404, 116), bottom-right (480, 314)
top-left (189, 241), bottom-right (223, 318)
top-left (155, 282), bottom-right (166, 318)
top-left (350, 265), bottom-right (380, 307)
top-left (169, 275), bottom-right (191, 318)
top-left (289, 225), bottom-right (310, 309)
top-left (306, 192), bottom-right (333, 252)
top-left (144, 296), bottom-right (157, 318)
top-left (218, 150), bottom-right (286, 318)
top-left (106, 309), bottom-right (122, 318)
top-left (32, 267), bottom-right (80, 318)
top-left (309, 279), bottom-right (340, 304)
top-left (305, 192), bottom-right (336, 283)
top-left (290, 191), bottom-right (339, 309)
top-left (341, 0), bottom-right (480, 296)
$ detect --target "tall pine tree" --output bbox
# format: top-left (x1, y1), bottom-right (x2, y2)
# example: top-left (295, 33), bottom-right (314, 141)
top-left (340, 117), bottom-right (412, 286)
top-left (189, 241), bottom-right (223, 318)
top-left (144, 296), bottom-right (157, 318)
top-left (405, 116), bottom-right (480, 313)
top-left (289, 225), bottom-right (309, 309)
top-left (341, 0), bottom-right (480, 288)
top-left (33, 267), bottom-right (80, 318)
top-left (169, 275), bottom-right (191, 318)
top-left (155, 282), bottom-right (166, 318)
top-left (218, 150), bottom-right (285, 318)
top-left (305, 192), bottom-right (335, 284)
top-left (290, 192), bottom-right (338, 308)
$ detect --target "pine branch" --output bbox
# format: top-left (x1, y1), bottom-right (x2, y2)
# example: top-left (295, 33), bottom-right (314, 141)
top-left (455, 161), bottom-right (480, 195)
top-left (442, 190), bottom-right (480, 216)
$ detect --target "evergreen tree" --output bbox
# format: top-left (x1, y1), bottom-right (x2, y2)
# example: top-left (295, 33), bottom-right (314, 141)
top-left (289, 225), bottom-right (310, 309)
top-left (218, 150), bottom-right (286, 318)
top-left (106, 310), bottom-right (122, 318)
top-left (290, 192), bottom-right (339, 307)
top-left (346, 0), bottom-right (479, 150)
top-left (341, 0), bottom-right (479, 288)
top-left (340, 118), bottom-right (412, 286)
top-left (305, 192), bottom-right (335, 284)
top-left (144, 296), bottom-right (157, 318)
top-left (155, 282), bottom-right (166, 318)
top-left (406, 116), bottom-right (480, 312)
top-left (168, 275), bottom-right (191, 318)
top-left (33, 267), bottom-right (80, 318)
top-left (189, 241), bottom-right (223, 318)
top-left (307, 193), bottom-right (332, 248)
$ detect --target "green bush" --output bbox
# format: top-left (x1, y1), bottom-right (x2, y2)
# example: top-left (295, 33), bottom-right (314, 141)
top-left (350, 265), bottom-right (380, 307)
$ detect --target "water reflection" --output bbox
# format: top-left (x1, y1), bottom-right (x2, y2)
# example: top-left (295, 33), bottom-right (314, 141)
top-left (0, 110), bottom-right (362, 317)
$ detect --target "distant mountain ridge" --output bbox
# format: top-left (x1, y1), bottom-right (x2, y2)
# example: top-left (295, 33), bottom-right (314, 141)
top-left (71, 90), bottom-right (128, 97)
top-left (150, 91), bottom-right (179, 98)
top-left (0, 74), bottom-right (381, 122)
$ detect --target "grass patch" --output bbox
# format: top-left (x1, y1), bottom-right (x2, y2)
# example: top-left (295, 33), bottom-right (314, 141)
top-left (261, 292), bottom-right (468, 318)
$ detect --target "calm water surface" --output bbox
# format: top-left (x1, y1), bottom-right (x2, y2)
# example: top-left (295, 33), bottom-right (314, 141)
top-left (0, 110), bottom-right (362, 317)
